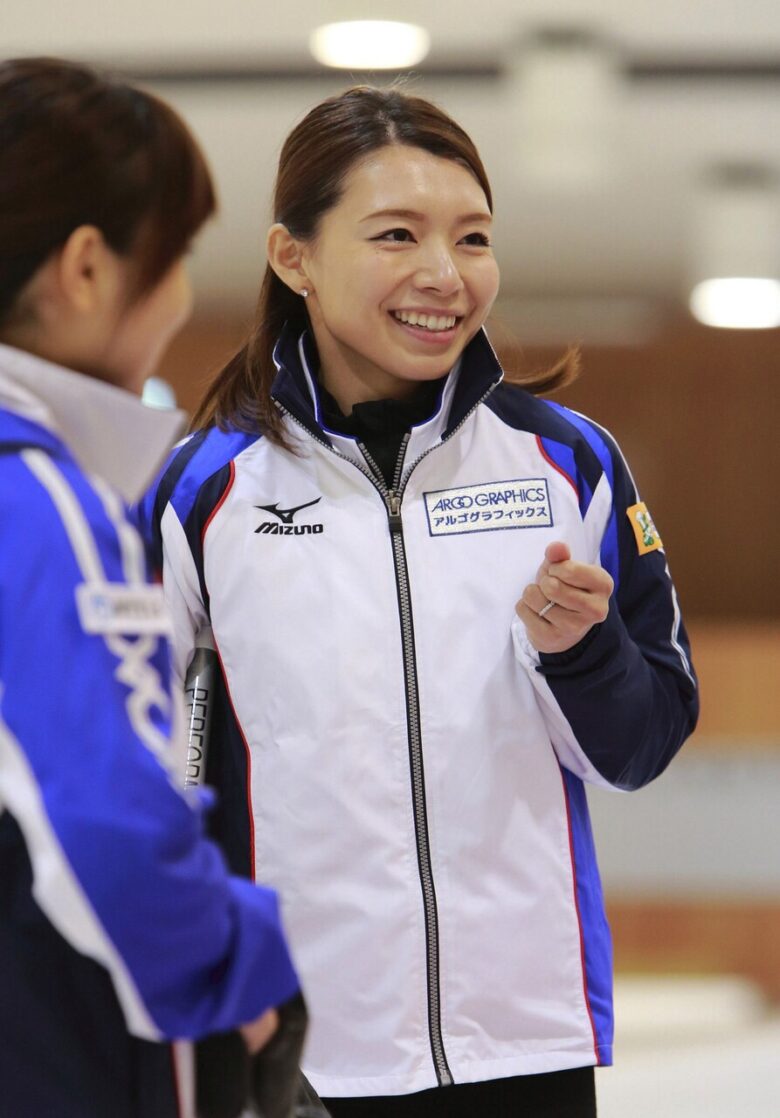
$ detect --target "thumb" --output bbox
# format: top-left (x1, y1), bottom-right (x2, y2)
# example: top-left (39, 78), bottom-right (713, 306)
top-left (545, 540), bottom-right (571, 567)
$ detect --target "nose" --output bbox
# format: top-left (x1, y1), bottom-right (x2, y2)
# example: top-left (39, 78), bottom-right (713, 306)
top-left (414, 240), bottom-right (463, 297)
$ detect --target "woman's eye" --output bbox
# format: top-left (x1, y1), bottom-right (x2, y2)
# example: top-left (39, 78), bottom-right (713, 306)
top-left (374, 228), bottom-right (415, 243)
top-left (460, 232), bottom-right (492, 247)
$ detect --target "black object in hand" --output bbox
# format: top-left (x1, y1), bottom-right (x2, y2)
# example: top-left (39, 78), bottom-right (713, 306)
top-left (195, 1028), bottom-right (251, 1118)
top-left (251, 992), bottom-right (329, 1117)
top-left (195, 993), bottom-right (330, 1118)
top-left (293, 1072), bottom-right (332, 1117)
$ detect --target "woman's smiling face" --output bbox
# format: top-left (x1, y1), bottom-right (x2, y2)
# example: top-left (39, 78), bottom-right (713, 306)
top-left (297, 143), bottom-right (500, 409)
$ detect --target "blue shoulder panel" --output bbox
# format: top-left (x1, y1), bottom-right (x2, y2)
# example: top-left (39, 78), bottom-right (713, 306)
top-left (169, 428), bottom-right (259, 527)
top-left (136, 426), bottom-right (260, 579)
top-left (543, 402), bottom-right (615, 492)
top-left (484, 387), bottom-right (611, 522)
top-left (543, 403), bottom-right (624, 588)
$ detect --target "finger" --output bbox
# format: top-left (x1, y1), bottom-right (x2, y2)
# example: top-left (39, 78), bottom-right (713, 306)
top-left (518, 585), bottom-right (577, 633)
top-left (240, 1008), bottom-right (279, 1055)
top-left (537, 576), bottom-right (610, 624)
top-left (544, 561), bottom-right (614, 596)
top-left (516, 599), bottom-right (561, 634)
top-left (545, 540), bottom-right (571, 567)
top-left (535, 540), bottom-right (570, 583)
top-left (518, 582), bottom-right (553, 618)
top-left (517, 594), bottom-right (589, 653)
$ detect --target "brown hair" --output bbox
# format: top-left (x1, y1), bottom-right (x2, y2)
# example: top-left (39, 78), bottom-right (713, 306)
top-left (194, 85), bottom-right (576, 439)
top-left (0, 57), bottom-right (215, 325)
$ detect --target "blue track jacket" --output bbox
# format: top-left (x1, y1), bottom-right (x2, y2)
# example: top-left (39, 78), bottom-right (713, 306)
top-left (0, 344), bottom-right (299, 1118)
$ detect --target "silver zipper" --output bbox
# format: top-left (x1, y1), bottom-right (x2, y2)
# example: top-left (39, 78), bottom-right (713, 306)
top-left (340, 433), bottom-right (450, 1083)
top-left (359, 431), bottom-right (448, 1085)
top-left (384, 489), bottom-right (453, 1086)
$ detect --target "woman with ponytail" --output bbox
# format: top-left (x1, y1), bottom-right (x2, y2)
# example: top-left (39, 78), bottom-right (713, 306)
top-left (142, 85), bottom-right (698, 1118)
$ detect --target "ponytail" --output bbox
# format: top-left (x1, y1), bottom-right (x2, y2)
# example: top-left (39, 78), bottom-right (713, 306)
top-left (190, 268), bottom-right (304, 444)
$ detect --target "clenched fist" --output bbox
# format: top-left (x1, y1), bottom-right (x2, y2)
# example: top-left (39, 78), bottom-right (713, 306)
top-left (516, 541), bottom-right (613, 654)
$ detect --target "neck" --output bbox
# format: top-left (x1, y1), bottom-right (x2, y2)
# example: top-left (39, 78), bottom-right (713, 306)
top-left (0, 310), bottom-right (81, 375)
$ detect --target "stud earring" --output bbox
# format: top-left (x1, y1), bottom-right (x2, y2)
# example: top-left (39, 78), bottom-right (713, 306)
top-left (300, 287), bottom-right (309, 298)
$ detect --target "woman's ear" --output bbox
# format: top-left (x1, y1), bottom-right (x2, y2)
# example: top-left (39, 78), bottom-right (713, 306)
top-left (55, 225), bottom-right (119, 314)
top-left (266, 223), bottom-right (311, 298)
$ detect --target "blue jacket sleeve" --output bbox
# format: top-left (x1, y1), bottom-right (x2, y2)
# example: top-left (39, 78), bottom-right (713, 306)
top-left (535, 424), bottom-right (699, 790)
top-left (0, 450), bottom-right (299, 1041)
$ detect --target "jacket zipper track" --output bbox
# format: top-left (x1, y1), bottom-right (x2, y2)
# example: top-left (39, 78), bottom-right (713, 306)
top-left (277, 383), bottom-right (497, 1086)
top-left (351, 436), bottom-right (452, 1086)
top-left (385, 465), bottom-right (453, 1085)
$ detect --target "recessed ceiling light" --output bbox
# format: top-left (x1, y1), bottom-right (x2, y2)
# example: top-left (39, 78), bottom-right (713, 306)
top-left (309, 21), bottom-right (430, 70)
top-left (688, 164), bottom-right (780, 328)
top-left (689, 278), bottom-right (780, 329)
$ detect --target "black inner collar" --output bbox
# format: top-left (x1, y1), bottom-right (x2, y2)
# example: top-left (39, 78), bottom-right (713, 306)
top-left (318, 377), bottom-right (446, 488)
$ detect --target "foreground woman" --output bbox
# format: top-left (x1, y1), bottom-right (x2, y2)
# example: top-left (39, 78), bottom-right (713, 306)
top-left (0, 58), bottom-right (300, 1118)
top-left (142, 86), bottom-right (698, 1117)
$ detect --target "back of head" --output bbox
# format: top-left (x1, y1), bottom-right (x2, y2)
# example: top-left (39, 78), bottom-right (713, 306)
top-left (0, 57), bottom-right (216, 327)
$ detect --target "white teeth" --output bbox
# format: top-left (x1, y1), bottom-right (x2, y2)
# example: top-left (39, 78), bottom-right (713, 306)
top-left (393, 311), bottom-right (457, 331)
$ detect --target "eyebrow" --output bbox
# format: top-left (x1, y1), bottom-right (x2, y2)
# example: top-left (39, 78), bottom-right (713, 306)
top-left (360, 208), bottom-right (492, 224)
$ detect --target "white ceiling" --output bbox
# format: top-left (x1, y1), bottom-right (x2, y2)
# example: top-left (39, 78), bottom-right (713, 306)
top-left (3, 1), bottom-right (780, 339)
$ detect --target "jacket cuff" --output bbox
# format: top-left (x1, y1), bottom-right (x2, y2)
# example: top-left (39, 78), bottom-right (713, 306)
top-left (537, 601), bottom-right (626, 675)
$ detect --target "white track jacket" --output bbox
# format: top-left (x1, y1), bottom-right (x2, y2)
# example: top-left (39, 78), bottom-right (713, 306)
top-left (140, 326), bottom-right (698, 1098)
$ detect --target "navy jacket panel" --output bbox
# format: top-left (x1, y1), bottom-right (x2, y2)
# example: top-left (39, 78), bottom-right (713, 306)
top-left (485, 387), bottom-right (698, 788)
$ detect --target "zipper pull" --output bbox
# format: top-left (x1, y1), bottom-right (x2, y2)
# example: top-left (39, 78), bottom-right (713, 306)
top-left (386, 490), bottom-right (402, 533)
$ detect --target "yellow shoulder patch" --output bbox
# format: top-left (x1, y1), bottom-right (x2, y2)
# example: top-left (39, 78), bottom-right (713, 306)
top-left (627, 501), bottom-right (663, 555)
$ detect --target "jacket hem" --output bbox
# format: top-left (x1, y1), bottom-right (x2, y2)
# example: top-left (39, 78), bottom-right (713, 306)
top-left (307, 1046), bottom-right (609, 1098)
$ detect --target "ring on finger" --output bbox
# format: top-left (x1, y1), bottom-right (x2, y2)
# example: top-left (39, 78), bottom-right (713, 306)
top-left (537, 599), bottom-right (555, 619)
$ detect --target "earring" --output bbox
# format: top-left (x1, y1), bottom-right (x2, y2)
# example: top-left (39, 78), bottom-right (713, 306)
top-left (300, 287), bottom-right (309, 298)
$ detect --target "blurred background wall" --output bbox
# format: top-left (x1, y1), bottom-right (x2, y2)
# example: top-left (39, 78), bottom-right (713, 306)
top-left (4, 0), bottom-right (779, 1025)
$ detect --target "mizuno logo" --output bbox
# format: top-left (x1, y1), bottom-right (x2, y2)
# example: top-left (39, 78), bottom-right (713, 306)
top-left (254, 497), bottom-right (324, 536)
top-left (254, 498), bottom-right (321, 524)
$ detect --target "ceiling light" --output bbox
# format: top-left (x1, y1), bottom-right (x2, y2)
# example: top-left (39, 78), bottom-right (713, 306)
top-left (309, 21), bottom-right (430, 70)
top-left (689, 279), bottom-right (780, 330)
top-left (689, 164), bottom-right (780, 329)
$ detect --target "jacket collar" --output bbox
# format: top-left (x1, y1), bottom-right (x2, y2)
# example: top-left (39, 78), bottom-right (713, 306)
top-left (0, 343), bottom-right (186, 503)
top-left (270, 323), bottom-right (504, 462)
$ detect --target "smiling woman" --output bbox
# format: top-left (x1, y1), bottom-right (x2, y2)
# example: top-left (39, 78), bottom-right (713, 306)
top-left (266, 144), bottom-right (500, 410)
top-left (139, 85), bottom-right (699, 1118)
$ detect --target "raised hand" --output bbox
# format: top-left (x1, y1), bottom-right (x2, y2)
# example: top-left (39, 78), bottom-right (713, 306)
top-left (516, 541), bottom-right (614, 654)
